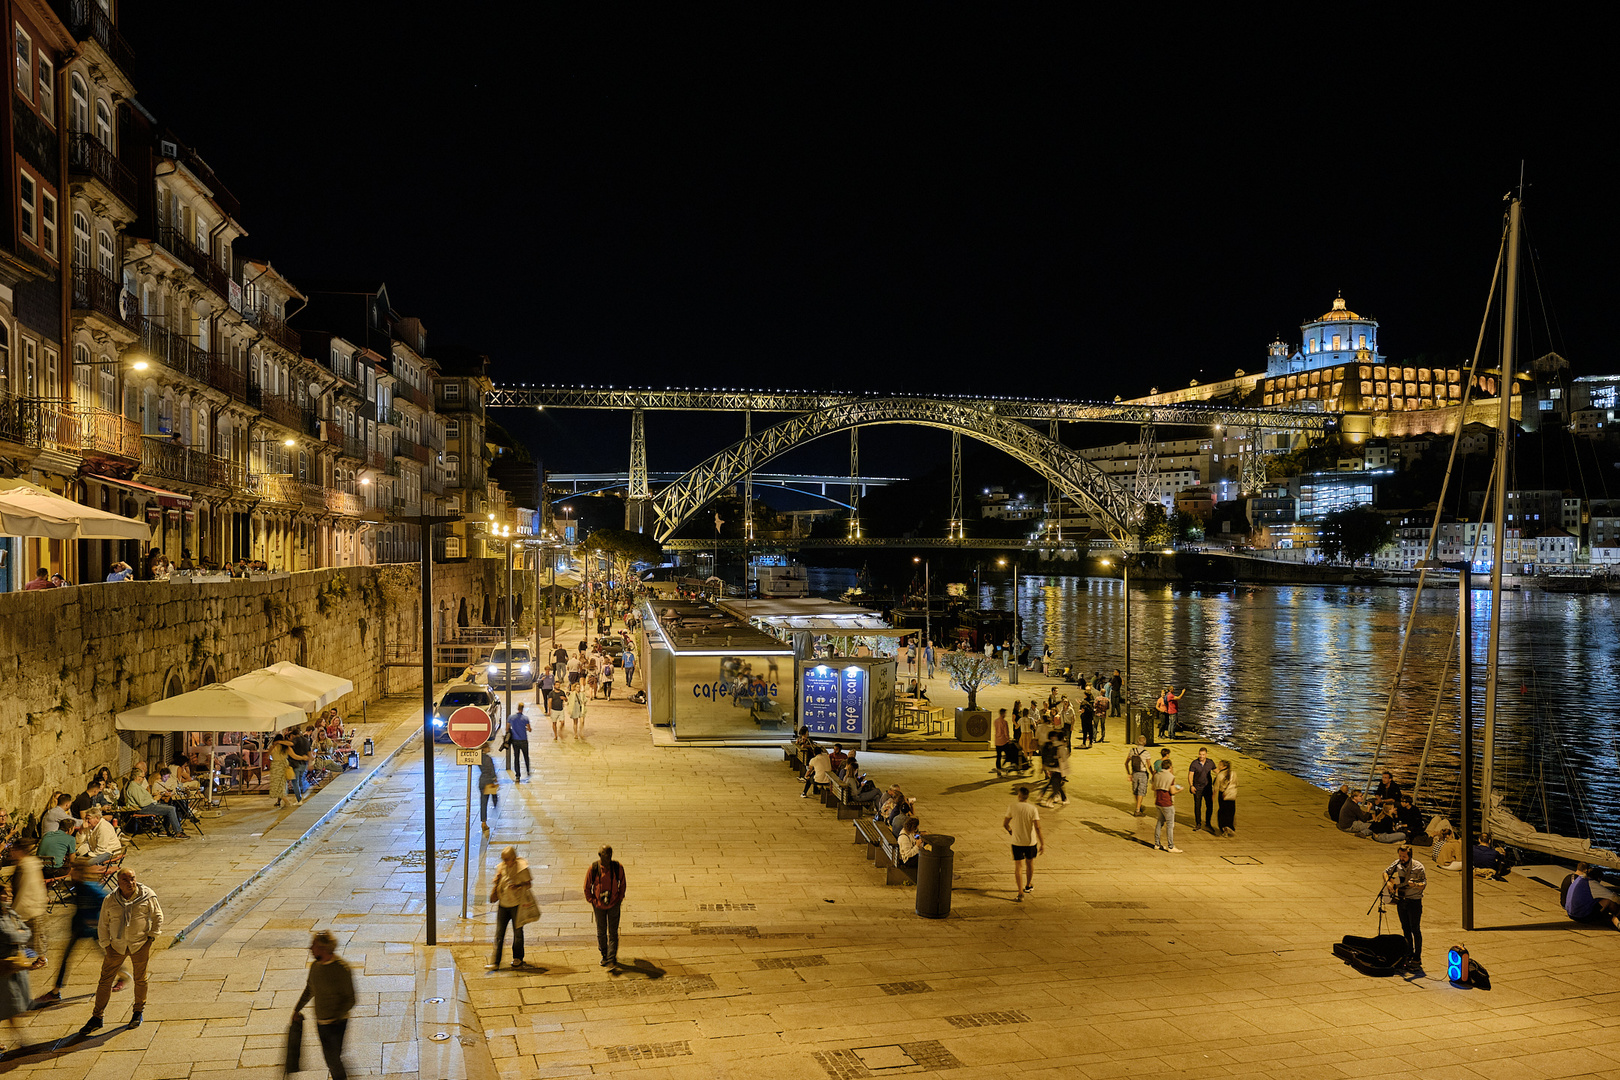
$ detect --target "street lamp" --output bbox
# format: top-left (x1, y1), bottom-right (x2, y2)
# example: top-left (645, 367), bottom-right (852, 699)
top-left (913, 556), bottom-right (930, 674)
top-left (1099, 555), bottom-right (1133, 744)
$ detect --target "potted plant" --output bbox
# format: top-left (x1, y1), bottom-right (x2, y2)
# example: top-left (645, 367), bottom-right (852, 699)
top-left (939, 651), bottom-right (1000, 742)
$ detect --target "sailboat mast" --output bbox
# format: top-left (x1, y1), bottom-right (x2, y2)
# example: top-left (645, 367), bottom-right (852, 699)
top-left (1481, 195), bottom-right (1523, 829)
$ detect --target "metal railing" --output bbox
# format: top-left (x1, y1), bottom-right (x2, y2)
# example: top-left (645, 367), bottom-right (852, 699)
top-left (76, 406), bottom-right (142, 459)
top-left (325, 490), bottom-right (364, 516)
top-left (156, 225), bottom-right (212, 279)
top-left (71, 264), bottom-right (142, 333)
top-left (141, 321), bottom-right (210, 384)
top-left (245, 307), bottom-right (301, 355)
top-left (246, 472), bottom-right (300, 504)
top-left (68, 0), bottom-right (135, 71)
top-left (208, 357), bottom-right (248, 402)
top-left (68, 133), bottom-right (137, 208)
top-left (341, 435), bottom-right (367, 459)
top-left (141, 440), bottom-right (234, 488)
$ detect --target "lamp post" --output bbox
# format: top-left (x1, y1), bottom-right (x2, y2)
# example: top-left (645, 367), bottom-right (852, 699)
top-left (913, 556), bottom-right (930, 676)
top-left (1100, 554), bottom-right (1132, 742)
top-left (417, 511), bottom-right (460, 946)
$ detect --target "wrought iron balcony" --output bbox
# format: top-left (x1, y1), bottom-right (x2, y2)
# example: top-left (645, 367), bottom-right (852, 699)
top-left (71, 264), bottom-right (142, 335)
top-left (245, 306), bottom-right (301, 355)
top-left (140, 439), bottom-right (233, 489)
top-left (246, 472), bottom-right (300, 505)
top-left (325, 490), bottom-right (364, 516)
top-left (75, 407), bottom-right (141, 459)
top-left (68, 133), bottom-right (137, 210)
top-left (256, 389), bottom-right (305, 432)
top-left (156, 226), bottom-right (212, 280)
top-left (208, 356), bottom-right (248, 403)
top-left (139, 322), bottom-right (210, 384)
top-left (66, 0), bottom-right (135, 71)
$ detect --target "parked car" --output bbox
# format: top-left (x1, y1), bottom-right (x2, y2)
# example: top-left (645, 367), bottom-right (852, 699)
top-left (431, 683), bottom-right (503, 744)
top-left (486, 644), bottom-right (536, 690)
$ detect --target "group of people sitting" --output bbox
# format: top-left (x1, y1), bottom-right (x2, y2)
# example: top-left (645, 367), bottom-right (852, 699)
top-left (1329, 772), bottom-right (1429, 845)
top-left (39, 764), bottom-right (203, 852)
top-left (792, 729), bottom-right (927, 876)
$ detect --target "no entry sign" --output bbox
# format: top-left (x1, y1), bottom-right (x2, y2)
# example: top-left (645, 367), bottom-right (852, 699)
top-left (447, 705), bottom-right (494, 748)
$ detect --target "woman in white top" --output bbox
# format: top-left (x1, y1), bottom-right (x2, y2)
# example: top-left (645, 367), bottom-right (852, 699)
top-left (568, 687), bottom-right (589, 739)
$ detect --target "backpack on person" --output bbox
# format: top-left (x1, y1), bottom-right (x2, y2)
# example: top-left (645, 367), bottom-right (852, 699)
top-left (1125, 747), bottom-right (1144, 776)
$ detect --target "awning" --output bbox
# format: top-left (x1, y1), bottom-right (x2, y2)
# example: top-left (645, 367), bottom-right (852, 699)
top-left (84, 473), bottom-right (194, 509)
top-left (115, 683), bottom-right (306, 733)
top-left (0, 479), bottom-right (152, 541)
top-left (265, 662), bottom-right (355, 708)
top-left (225, 670), bottom-right (328, 713)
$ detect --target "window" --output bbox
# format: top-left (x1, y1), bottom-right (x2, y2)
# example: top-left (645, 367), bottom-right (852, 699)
top-left (445, 453), bottom-right (460, 484)
top-left (69, 73), bottom-right (86, 132)
top-left (73, 343), bottom-right (90, 405)
top-left (194, 214), bottom-right (207, 252)
top-left (72, 211), bottom-right (89, 267)
top-left (443, 382), bottom-right (461, 402)
top-left (94, 99), bottom-right (111, 146)
top-left (97, 230), bottom-right (114, 276)
top-left (17, 171), bottom-right (34, 242)
top-left (445, 419), bottom-right (459, 440)
top-left (99, 361), bottom-right (115, 411)
top-left (1332, 334), bottom-right (1342, 350)
top-left (14, 25), bottom-right (30, 99)
top-left (43, 347), bottom-right (56, 400)
top-left (23, 338), bottom-right (36, 396)
top-left (40, 191), bottom-right (55, 255)
top-left (37, 55), bottom-right (51, 121)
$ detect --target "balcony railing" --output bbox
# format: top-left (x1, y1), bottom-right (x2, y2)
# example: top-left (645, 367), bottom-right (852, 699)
top-left (382, 407), bottom-right (403, 427)
top-left (396, 437), bottom-right (423, 462)
top-left (141, 439), bottom-right (234, 488)
top-left (299, 481), bottom-right (326, 509)
top-left (368, 450), bottom-right (388, 471)
top-left (322, 422), bottom-right (345, 449)
top-left (246, 472), bottom-right (300, 505)
top-left (76, 407), bottom-right (141, 459)
top-left (340, 435), bottom-right (367, 460)
top-left (245, 306), bottom-right (301, 355)
top-left (422, 471), bottom-right (445, 496)
top-left (208, 356), bottom-right (248, 402)
top-left (68, 133), bottom-right (138, 209)
top-left (140, 321), bottom-right (210, 384)
top-left (156, 226), bottom-right (212, 280)
top-left (325, 490), bottom-right (364, 516)
top-left (71, 264), bottom-right (142, 334)
top-left (399, 382), bottom-right (433, 410)
top-left (257, 389), bottom-right (303, 431)
top-left (67, 0), bottom-right (135, 71)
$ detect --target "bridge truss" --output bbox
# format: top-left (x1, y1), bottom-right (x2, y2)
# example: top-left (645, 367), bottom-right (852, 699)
top-left (488, 385), bottom-right (1335, 545)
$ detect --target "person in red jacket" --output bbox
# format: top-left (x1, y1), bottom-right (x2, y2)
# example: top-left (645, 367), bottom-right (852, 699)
top-left (584, 846), bottom-right (627, 969)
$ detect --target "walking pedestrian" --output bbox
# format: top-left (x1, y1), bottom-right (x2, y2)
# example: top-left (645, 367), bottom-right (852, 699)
top-left (292, 930), bottom-right (355, 1079)
top-left (549, 685), bottom-right (567, 740)
top-left (622, 646), bottom-right (635, 688)
top-left (507, 704), bottom-right (532, 781)
top-left (991, 709), bottom-right (1016, 774)
top-left (1383, 844), bottom-right (1427, 972)
top-left (1215, 759), bottom-right (1237, 837)
top-left (584, 845), bottom-right (627, 969)
top-left (4, 842), bottom-right (47, 971)
top-left (1152, 758), bottom-right (1183, 853)
top-left (77, 868), bottom-right (162, 1034)
top-left (0, 884), bottom-right (31, 1056)
top-left (1037, 735), bottom-right (1066, 807)
top-left (1188, 746), bottom-right (1216, 833)
top-left (486, 846), bottom-right (533, 971)
top-left (568, 686), bottom-right (588, 739)
top-left (1126, 736), bottom-right (1151, 816)
top-left (1079, 694), bottom-right (1095, 749)
top-left (1109, 669), bottom-right (1123, 718)
top-left (289, 725), bottom-right (313, 803)
top-left (923, 639), bottom-right (935, 679)
top-left (479, 743), bottom-right (499, 832)
top-left (1003, 787), bottom-right (1043, 901)
top-left (34, 865), bottom-right (106, 1005)
top-left (601, 658), bottom-right (614, 700)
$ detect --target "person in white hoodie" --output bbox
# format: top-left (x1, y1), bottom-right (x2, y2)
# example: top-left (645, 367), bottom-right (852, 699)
top-left (78, 869), bottom-right (162, 1035)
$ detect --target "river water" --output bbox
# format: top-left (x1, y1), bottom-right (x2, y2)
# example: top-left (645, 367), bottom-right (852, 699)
top-left (974, 576), bottom-right (1620, 853)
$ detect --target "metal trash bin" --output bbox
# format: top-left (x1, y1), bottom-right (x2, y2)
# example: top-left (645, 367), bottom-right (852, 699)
top-left (1139, 707), bottom-right (1158, 747)
top-left (915, 833), bottom-right (956, 919)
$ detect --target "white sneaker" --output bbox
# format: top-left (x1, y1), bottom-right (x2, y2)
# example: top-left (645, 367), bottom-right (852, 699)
top-left (1165, 847), bottom-right (1184, 853)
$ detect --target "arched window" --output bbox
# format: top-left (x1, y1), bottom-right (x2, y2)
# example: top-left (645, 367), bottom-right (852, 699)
top-left (97, 229), bottom-right (114, 277)
top-left (94, 98), bottom-right (112, 147)
top-left (69, 73), bottom-right (87, 132)
top-left (72, 211), bottom-right (90, 268)
top-left (445, 452), bottom-right (460, 484)
top-left (73, 343), bottom-right (91, 406)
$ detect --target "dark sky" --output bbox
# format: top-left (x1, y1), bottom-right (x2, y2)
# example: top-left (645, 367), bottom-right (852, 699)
top-left (127, 8), bottom-right (1613, 478)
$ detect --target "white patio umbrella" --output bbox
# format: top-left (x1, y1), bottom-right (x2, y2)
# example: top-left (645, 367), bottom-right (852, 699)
top-left (115, 683), bottom-right (306, 733)
top-left (264, 661), bottom-right (354, 709)
top-left (225, 669), bottom-right (327, 713)
top-left (116, 683), bottom-right (309, 800)
top-left (0, 478), bottom-right (151, 541)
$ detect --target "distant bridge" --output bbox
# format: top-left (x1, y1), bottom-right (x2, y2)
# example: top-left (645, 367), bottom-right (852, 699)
top-left (491, 385), bottom-right (1334, 545)
top-left (662, 536), bottom-right (1090, 552)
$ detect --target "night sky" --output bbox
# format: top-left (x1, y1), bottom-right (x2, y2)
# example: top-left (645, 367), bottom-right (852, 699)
top-left (128, 9), bottom-right (1612, 478)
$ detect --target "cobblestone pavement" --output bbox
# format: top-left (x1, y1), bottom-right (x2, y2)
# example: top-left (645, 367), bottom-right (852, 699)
top-left (7, 625), bottom-right (1620, 1079)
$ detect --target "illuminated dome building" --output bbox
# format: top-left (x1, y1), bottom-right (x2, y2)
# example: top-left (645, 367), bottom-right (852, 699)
top-left (1265, 294), bottom-right (1382, 377)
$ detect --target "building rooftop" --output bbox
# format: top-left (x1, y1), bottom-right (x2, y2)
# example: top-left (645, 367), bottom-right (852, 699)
top-left (644, 599), bottom-right (792, 655)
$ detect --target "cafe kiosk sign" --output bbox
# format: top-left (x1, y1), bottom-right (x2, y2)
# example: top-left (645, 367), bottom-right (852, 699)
top-left (796, 657), bottom-right (895, 751)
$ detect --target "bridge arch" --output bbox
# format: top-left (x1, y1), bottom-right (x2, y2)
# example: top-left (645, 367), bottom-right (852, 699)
top-left (649, 397), bottom-right (1145, 543)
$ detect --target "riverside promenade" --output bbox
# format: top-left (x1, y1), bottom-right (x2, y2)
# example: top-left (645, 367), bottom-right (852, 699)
top-left (5, 643), bottom-right (1618, 1079)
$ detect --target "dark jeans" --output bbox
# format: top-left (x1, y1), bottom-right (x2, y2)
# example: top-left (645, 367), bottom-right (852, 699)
top-left (492, 904), bottom-right (524, 964)
top-left (1396, 898), bottom-right (1423, 963)
top-left (802, 774), bottom-right (826, 796)
top-left (291, 765), bottom-right (309, 799)
top-left (509, 739), bottom-right (531, 779)
top-left (1217, 798), bottom-right (1236, 831)
top-left (994, 743), bottom-right (1017, 770)
top-left (1193, 786), bottom-right (1214, 828)
top-left (316, 1017), bottom-right (348, 1080)
top-left (1109, 697), bottom-right (1121, 717)
top-left (1043, 771), bottom-right (1067, 803)
top-left (593, 904), bottom-right (621, 963)
top-left (480, 791), bottom-right (498, 824)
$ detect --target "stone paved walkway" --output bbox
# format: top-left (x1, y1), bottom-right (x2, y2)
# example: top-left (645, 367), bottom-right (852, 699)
top-left (7, 624), bottom-right (1620, 1080)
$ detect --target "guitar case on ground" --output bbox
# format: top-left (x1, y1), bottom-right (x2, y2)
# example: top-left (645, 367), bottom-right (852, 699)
top-left (1332, 933), bottom-right (1407, 976)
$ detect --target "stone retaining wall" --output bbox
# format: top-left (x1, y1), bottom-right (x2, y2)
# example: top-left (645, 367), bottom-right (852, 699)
top-left (1, 558), bottom-right (506, 823)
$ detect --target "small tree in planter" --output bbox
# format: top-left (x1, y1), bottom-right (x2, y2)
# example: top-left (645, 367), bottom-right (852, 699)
top-left (939, 651), bottom-right (1001, 710)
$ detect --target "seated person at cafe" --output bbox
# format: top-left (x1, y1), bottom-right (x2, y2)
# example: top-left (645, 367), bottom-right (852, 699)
top-left (1561, 864), bottom-right (1620, 930)
top-left (41, 793), bottom-right (81, 836)
top-left (123, 762), bottom-right (184, 838)
top-left (37, 819), bottom-right (76, 878)
top-left (153, 768), bottom-right (197, 820)
top-left (104, 561), bottom-right (132, 582)
top-left (76, 807), bottom-right (121, 865)
top-left (70, 780), bottom-right (107, 819)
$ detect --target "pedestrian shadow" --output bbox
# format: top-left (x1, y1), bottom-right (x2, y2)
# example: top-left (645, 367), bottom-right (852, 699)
top-left (1476, 919), bottom-right (1589, 932)
top-left (610, 959), bottom-right (665, 980)
top-left (0, 1025), bottom-right (122, 1072)
top-left (1076, 819), bottom-right (1142, 845)
top-left (940, 778), bottom-right (1025, 795)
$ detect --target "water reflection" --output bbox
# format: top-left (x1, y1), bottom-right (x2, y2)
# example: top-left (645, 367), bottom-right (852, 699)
top-left (989, 577), bottom-right (1620, 851)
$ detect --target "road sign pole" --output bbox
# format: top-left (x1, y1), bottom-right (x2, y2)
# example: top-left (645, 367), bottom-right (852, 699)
top-left (462, 763), bottom-right (472, 919)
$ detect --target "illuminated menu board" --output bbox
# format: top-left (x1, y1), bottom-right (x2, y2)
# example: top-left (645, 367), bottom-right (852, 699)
top-left (800, 663), bottom-right (869, 738)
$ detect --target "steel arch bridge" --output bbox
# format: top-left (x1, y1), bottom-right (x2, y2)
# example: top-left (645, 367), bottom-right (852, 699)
top-left (645, 396), bottom-right (1141, 543)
